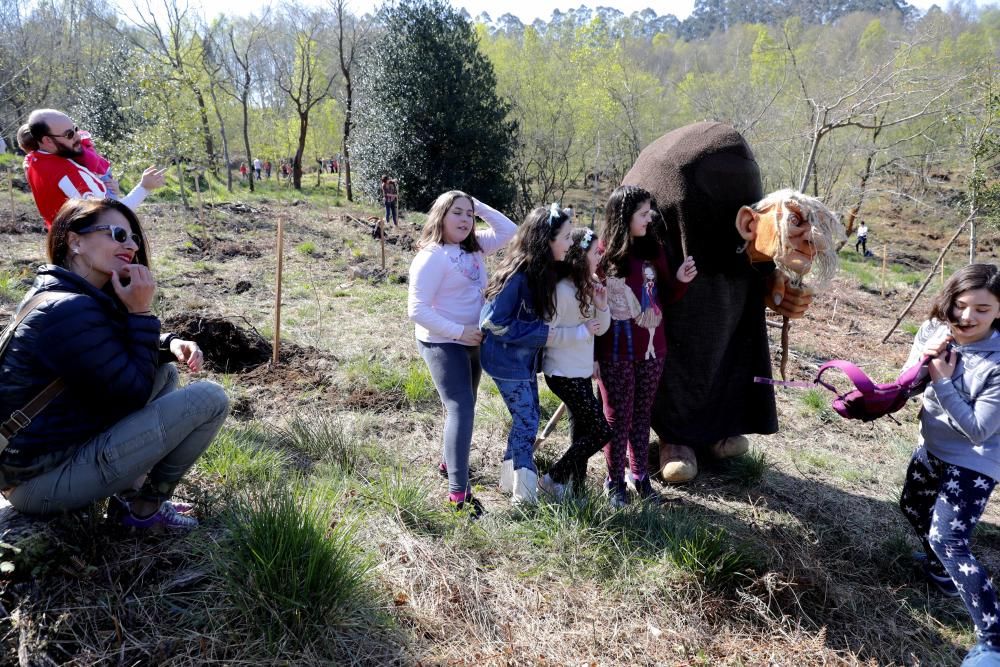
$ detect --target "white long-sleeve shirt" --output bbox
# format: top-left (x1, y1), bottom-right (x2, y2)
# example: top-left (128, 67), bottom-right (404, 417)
top-left (543, 279), bottom-right (611, 377)
top-left (407, 200), bottom-right (517, 344)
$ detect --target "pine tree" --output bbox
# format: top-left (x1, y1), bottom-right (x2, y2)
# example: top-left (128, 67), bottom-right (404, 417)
top-left (350, 0), bottom-right (517, 211)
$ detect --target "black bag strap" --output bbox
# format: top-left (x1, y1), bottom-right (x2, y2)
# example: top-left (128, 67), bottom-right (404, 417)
top-left (0, 292), bottom-right (68, 452)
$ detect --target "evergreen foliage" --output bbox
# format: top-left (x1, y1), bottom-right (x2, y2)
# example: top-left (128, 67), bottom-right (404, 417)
top-left (350, 0), bottom-right (517, 211)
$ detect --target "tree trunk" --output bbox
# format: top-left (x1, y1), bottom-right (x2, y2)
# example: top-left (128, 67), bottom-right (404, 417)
top-left (193, 87), bottom-right (217, 173)
top-left (208, 83), bottom-right (232, 192)
top-left (293, 113), bottom-right (308, 190)
top-left (342, 83), bottom-right (354, 202)
top-left (242, 93), bottom-right (254, 193)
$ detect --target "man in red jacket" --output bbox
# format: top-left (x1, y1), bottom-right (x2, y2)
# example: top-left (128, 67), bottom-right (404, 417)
top-left (24, 109), bottom-right (166, 229)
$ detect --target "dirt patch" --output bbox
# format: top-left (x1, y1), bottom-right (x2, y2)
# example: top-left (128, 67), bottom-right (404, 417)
top-left (0, 212), bottom-right (45, 235)
top-left (162, 314), bottom-right (271, 372)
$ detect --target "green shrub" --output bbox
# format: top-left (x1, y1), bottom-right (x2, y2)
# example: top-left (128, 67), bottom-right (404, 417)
top-left (296, 241), bottom-right (317, 255)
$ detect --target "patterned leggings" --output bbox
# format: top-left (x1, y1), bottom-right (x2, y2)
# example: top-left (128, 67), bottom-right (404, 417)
top-left (544, 375), bottom-right (613, 487)
top-left (597, 357), bottom-right (665, 484)
top-left (900, 447), bottom-right (1000, 645)
top-left (493, 378), bottom-right (540, 472)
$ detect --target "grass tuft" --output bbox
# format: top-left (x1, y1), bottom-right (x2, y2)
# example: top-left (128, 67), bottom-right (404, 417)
top-left (281, 413), bottom-right (372, 472)
top-left (197, 424), bottom-right (290, 488)
top-left (218, 479), bottom-right (377, 644)
top-left (368, 466), bottom-right (451, 535)
top-left (719, 448), bottom-right (771, 487)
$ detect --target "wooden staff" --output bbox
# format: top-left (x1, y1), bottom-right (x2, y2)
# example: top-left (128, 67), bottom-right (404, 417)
top-left (881, 210), bottom-right (974, 343)
top-left (273, 217), bottom-right (285, 366)
top-left (534, 403), bottom-right (567, 451)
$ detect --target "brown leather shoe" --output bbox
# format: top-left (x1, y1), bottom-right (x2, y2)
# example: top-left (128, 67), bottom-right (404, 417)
top-left (659, 442), bottom-right (697, 484)
top-left (708, 435), bottom-right (750, 460)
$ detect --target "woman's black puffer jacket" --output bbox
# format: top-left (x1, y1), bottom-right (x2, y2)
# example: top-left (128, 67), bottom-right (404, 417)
top-left (0, 265), bottom-right (162, 484)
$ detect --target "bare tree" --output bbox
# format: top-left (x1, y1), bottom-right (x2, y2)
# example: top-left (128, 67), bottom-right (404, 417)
top-left (200, 20), bottom-right (233, 192)
top-left (783, 28), bottom-right (968, 195)
top-left (119, 0), bottom-right (218, 171)
top-left (331, 0), bottom-right (369, 202)
top-left (271, 7), bottom-right (337, 190)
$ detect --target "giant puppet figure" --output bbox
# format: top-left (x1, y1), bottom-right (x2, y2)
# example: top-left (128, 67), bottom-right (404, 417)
top-left (623, 122), bottom-right (842, 482)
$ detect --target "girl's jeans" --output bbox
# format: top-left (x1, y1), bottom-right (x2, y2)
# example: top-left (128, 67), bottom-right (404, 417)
top-left (8, 364), bottom-right (229, 515)
top-left (493, 377), bottom-right (539, 473)
top-left (417, 341), bottom-right (481, 495)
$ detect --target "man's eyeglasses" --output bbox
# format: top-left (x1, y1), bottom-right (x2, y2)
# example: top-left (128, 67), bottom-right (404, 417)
top-left (46, 126), bottom-right (79, 141)
top-left (76, 224), bottom-right (142, 246)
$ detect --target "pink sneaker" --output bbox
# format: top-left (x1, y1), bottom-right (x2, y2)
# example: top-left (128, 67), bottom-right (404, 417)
top-left (121, 502), bottom-right (199, 531)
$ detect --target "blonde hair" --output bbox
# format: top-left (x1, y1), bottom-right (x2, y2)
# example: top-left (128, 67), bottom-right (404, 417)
top-left (416, 190), bottom-right (482, 253)
top-left (752, 188), bottom-right (844, 287)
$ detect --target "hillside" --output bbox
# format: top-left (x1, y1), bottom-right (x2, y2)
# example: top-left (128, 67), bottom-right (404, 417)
top-left (0, 175), bottom-right (999, 665)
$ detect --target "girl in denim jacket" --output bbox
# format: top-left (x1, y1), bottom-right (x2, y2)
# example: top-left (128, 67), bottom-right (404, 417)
top-left (480, 205), bottom-right (574, 504)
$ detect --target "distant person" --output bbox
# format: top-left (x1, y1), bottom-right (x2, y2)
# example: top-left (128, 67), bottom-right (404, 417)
top-left (264, 159), bottom-right (272, 179)
top-left (21, 109), bottom-right (166, 229)
top-left (856, 222), bottom-right (869, 255)
top-left (407, 192), bottom-right (517, 516)
top-left (382, 175), bottom-right (399, 226)
top-left (252, 157), bottom-right (262, 180)
top-left (0, 198), bottom-right (229, 528)
top-left (239, 162), bottom-right (248, 181)
top-left (897, 263), bottom-right (1000, 666)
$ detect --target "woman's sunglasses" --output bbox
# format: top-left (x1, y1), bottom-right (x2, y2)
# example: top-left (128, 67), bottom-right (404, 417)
top-left (76, 224), bottom-right (142, 245)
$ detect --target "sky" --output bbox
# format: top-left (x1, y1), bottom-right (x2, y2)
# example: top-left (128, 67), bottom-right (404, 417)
top-left (181, 0), bottom-right (978, 24)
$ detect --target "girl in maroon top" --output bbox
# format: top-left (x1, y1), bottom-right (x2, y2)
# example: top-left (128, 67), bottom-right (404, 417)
top-left (595, 185), bottom-right (697, 507)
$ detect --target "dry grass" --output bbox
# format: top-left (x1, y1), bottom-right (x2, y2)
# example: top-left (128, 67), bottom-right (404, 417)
top-left (1, 183), bottom-right (999, 665)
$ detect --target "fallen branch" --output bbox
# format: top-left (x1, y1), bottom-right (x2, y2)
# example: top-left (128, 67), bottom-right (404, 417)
top-left (881, 209), bottom-right (975, 344)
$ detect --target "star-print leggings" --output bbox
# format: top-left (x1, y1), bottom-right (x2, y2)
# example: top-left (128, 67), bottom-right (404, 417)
top-left (597, 357), bottom-right (665, 484)
top-left (544, 375), bottom-right (614, 488)
top-left (900, 446), bottom-right (1000, 644)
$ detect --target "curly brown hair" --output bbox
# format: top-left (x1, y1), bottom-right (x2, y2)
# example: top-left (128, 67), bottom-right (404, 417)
top-left (558, 227), bottom-right (597, 318)
top-left (483, 206), bottom-right (571, 322)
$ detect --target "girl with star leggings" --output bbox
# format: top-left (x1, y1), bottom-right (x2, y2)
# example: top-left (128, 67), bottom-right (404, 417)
top-left (897, 264), bottom-right (1000, 665)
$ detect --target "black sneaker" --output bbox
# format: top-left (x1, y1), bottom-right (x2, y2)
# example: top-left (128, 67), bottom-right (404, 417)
top-left (923, 563), bottom-right (960, 598)
top-left (632, 476), bottom-right (666, 506)
top-left (603, 479), bottom-right (630, 509)
top-left (451, 494), bottom-right (484, 519)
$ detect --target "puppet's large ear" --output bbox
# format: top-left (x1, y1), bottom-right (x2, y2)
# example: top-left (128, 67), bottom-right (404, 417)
top-left (735, 206), bottom-right (757, 241)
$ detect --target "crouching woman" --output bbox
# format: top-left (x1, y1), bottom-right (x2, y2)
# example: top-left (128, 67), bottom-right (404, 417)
top-left (0, 198), bottom-right (229, 530)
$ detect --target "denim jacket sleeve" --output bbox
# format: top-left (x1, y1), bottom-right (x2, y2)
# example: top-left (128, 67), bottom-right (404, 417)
top-left (479, 273), bottom-right (549, 347)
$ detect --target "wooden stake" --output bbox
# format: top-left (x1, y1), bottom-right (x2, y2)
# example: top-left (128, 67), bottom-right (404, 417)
top-left (273, 217), bottom-right (285, 366)
top-left (941, 259), bottom-right (946, 287)
top-left (8, 172), bottom-right (15, 228)
top-left (194, 170), bottom-right (204, 229)
top-left (379, 219), bottom-right (386, 270)
top-left (534, 403), bottom-right (567, 451)
top-left (880, 245), bottom-right (888, 297)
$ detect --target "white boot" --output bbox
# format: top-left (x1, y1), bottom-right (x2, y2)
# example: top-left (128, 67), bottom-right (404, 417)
top-left (499, 459), bottom-right (514, 493)
top-left (511, 467), bottom-right (538, 505)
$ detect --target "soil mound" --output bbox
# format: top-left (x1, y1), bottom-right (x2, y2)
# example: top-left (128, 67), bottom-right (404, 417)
top-left (162, 314), bottom-right (270, 372)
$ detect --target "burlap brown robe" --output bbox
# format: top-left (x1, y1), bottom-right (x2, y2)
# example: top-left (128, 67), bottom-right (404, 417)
top-left (622, 121), bottom-right (778, 448)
